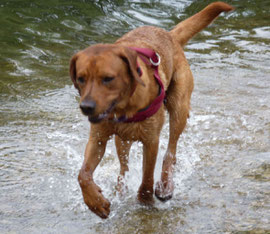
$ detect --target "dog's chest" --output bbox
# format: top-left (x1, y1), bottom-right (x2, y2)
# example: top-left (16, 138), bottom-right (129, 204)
top-left (111, 108), bottom-right (164, 142)
top-left (112, 123), bottom-right (147, 142)
top-left (112, 120), bottom-right (158, 142)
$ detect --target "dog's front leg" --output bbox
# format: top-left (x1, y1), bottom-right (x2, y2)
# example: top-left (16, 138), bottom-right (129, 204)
top-left (78, 135), bottom-right (110, 219)
top-left (137, 139), bottom-right (159, 205)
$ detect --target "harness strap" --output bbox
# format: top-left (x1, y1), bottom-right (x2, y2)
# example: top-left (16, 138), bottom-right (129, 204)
top-left (114, 47), bottom-right (165, 123)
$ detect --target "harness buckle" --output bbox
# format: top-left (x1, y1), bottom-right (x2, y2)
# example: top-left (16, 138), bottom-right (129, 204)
top-left (150, 52), bottom-right (161, 66)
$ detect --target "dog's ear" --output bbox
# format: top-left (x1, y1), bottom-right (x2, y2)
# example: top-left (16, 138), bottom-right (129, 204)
top-left (69, 54), bottom-right (80, 92)
top-left (118, 47), bottom-right (145, 87)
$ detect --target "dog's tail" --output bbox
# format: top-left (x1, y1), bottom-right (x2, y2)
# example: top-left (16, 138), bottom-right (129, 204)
top-left (170, 1), bottom-right (234, 47)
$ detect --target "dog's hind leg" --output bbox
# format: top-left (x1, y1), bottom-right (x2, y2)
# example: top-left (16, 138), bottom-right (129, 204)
top-left (155, 54), bottom-right (194, 201)
top-left (115, 135), bottom-right (133, 193)
top-left (138, 138), bottom-right (159, 205)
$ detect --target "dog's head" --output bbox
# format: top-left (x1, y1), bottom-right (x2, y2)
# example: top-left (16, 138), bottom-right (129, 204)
top-left (70, 45), bottom-right (145, 123)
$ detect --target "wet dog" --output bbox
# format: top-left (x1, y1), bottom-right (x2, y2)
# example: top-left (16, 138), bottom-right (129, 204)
top-left (70, 2), bottom-right (233, 218)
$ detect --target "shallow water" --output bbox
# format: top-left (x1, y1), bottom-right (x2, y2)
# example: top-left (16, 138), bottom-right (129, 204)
top-left (0, 0), bottom-right (269, 233)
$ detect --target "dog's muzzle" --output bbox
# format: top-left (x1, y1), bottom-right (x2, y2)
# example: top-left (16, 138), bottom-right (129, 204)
top-left (80, 100), bottom-right (96, 116)
top-left (85, 101), bottom-right (117, 124)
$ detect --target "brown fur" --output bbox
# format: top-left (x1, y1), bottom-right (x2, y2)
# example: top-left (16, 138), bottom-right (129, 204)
top-left (70, 2), bottom-right (233, 219)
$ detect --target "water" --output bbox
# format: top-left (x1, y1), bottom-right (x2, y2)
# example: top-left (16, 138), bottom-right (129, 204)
top-left (0, 0), bottom-right (269, 233)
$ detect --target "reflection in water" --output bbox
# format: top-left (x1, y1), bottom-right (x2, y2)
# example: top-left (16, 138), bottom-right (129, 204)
top-left (0, 0), bottom-right (269, 233)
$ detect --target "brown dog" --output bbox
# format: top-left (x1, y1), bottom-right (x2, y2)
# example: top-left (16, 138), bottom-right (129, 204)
top-left (70, 2), bottom-right (233, 219)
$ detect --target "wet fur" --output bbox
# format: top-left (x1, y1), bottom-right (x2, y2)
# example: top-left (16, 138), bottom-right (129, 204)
top-left (70, 2), bottom-right (233, 219)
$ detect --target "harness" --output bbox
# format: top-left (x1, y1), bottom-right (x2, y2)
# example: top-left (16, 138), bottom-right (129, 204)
top-left (113, 47), bottom-right (165, 123)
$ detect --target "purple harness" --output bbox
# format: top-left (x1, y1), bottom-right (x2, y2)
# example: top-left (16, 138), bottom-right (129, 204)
top-left (115, 47), bottom-right (165, 123)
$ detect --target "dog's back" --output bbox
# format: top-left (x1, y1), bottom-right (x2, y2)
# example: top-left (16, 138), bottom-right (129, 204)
top-left (115, 2), bottom-right (234, 89)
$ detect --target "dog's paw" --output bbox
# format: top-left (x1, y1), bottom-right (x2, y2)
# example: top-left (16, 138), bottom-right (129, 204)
top-left (80, 181), bottom-right (111, 219)
top-left (137, 186), bottom-right (154, 205)
top-left (115, 175), bottom-right (128, 196)
top-left (155, 180), bottom-right (174, 201)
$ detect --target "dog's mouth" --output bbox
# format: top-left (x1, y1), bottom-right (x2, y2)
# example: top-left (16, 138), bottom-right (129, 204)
top-left (88, 101), bottom-right (117, 123)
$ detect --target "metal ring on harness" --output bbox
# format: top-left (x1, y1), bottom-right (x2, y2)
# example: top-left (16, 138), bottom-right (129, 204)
top-left (150, 52), bottom-right (161, 66)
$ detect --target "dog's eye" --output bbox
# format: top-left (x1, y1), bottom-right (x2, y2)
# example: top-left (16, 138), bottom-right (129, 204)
top-left (102, 76), bottom-right (115, 84)
top-left (77, 77), bottom-right (85, 85)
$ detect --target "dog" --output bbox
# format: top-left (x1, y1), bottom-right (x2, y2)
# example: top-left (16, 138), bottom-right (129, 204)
top-left (70, 2), bottom-right (233, 219)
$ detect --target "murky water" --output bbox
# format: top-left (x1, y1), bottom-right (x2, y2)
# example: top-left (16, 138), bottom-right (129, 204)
top-left (0, 0), bottom-right (269, 233)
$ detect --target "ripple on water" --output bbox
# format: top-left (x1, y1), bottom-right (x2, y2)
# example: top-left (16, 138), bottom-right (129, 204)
top-left (7, 58), bottom-right (34, 77)
top-left (61, 19), bottom-right (85, 31)
top-left (253, 26), bottom-right (270, 39)
top-left (21, 46), bottom-right (55, 64)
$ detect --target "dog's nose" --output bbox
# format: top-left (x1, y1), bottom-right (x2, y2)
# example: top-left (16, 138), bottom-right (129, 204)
top-left (80, 100), bottom-right (96, 115)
